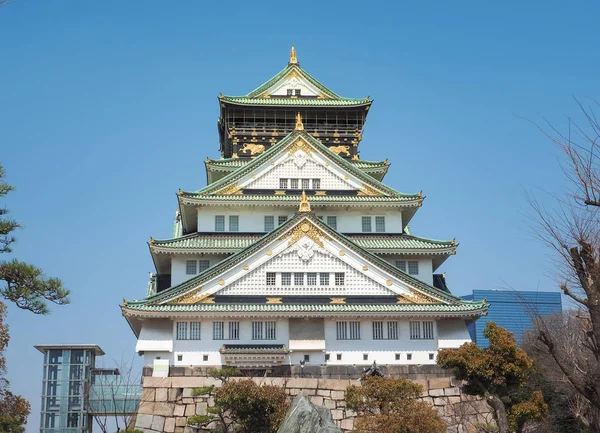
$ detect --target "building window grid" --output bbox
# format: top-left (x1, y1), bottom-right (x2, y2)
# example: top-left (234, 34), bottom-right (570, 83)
top-left (336, 322), bottom-right (347, 340)
top-left (396, 260), bottom-right (406, 272)
top-left (294, 272), bottom-right (304, 285)
top-left (387, 321), bottom-right (399, 340)
top-left (290, 178), bottom-right (299, 189)
top-left (337, 321), bottom-right (360, 340)
top-left (307, 273), bottom-right (317, 285)
top-left (215, 215), bottom-right (225, 232)
top-left (361, 216), bottom-right (372, 232)
top-left (281, 272), bottom-right (292, 286)
top-left (312, 179), bottom-right (321, 189)
top-left (264, 216), bottom-right (275, 231)
top-left (375, 216), bottom-right (385, 232)
top-left (350, 321), bottom-right (361, 340)
top-left (198, 260), bottom-right (209, 272)
top-left (410, 321), bottom-right (434, 340)
top-left (279, 178), bottom-right (288, 189)
top-left (334, 273), bottom-right (345, 286)
top-left (301, 178), bottom-right (310, 189)
top-left (176, 322), bottom-right (188, 340)
top-left (229, 321), bottom-right (240, 340)
top-left (189, 322), bottom-right (201, 340)
top-left (266, 272), bottom-right (276, 286)
top-left (320, 273), bottom-right (330, 286)
top-left (213, 321), bottom-right (224, 340)
top-left (326, 216), bottom-right (337, 230)
top-left (229, 215), bottom-right (239, 232)
top-left (185, 260), bottom-right (197, 275)
top-left (278, 215), bottom-right (288, 225)
top-left (408, 261), bottom-right (419, 275)
top-left (265, 321), bottom-right (276, 340)
top-left (252, 321), bottom-right (263, 340)
top-left (373, 321), bottom-right (384, 340)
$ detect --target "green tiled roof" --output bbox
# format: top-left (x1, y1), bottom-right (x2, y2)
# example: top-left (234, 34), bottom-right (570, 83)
top-left (180, 194), bottom-right (420, 204)
top-left (220, 96), bottom-right (370, 107)
top-left (188, 130), bottom-right (419, 200)
top-left (150, 233), bottom-right (455, 253)
top-left (129, 213), bottom-right (474, 311)
top-left (124, 303), bottom-right (486, 314)
top-left (206, 158), bottom-right (389, 171)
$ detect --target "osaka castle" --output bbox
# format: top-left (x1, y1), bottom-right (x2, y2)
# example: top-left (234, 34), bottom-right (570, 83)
top-left (121, 47), bottom-right (487, 371)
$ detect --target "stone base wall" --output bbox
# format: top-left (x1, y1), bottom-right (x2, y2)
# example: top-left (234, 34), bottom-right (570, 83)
top-left (135, 376), bottom-right (495, 433)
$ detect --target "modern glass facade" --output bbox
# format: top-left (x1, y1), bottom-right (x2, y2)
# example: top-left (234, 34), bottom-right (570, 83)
top-left (463, 290), bottom-right (562, 348)
top-left (36, 345), bottom-right (104, 433)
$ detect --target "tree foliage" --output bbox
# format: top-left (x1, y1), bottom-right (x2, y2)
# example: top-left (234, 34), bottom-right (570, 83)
top-left (345, 376), bottom-right (446, 433)
top-left (437, 322), bottom-right (546, 433)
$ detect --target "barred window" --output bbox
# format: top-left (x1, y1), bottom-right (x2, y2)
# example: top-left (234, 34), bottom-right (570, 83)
top-left (375, 216), bottom-right (385, 232)
top-left (287, 89), bottom-right (293, 96)
top-left (334, 272), bottom-right (345, 286)
top-left (252, 321), bottom-right (263, 340)
top-left (229, 321), bottom-right (240, 340)
top-left (350, 321), bottom-right (361, 339)
top-left (396, 260), bottom-right (407, 272)
top-left (408, 261), bottom-right (419, 275)
top-left (176, 322), bottom-right (187, 340)
top-left (423, 321), bottom-right (434, 339)
top-left (198, 260), bottom-right (209, 272)
top-left (361, 216), bottom-right (372, 232)
top-left (337, 354), bottom-right (342, 361)
top-left (290, 178), bottom-right (299, 189)
top-left (279, 178), bottom-right (288, 189)
top-left (294, 89), bottom-right (301, 96)
top-left (229, 215), bottom-right (239, 232)
top-left (387, 321), bottom-right (399, 340)
top-left (373, 321), bottom-right (384, 340)
top-left (312, 179), bottom-right (321, 189)
top-left (264, 216), bottom-right (275, 231)
top-left (407, 353), bottom-right (412, 361)
top-left (213, 322), bottom-right (224, 340)
top-left (326, 216), bottom-right (337, 230)
top-left (266, 272), bottom-right (276, 286)
top-left (215, 215), bottom-right (225, 232)
top-left (190, 322), bottom-right (201, 340)
top-left (320, 273), bottom-right (330, 286)
top-left (336, 322), bottom-right (348, 340)
top-left (278, 215), bottom-right (288, 225)
top-left (185, 260), bottom-right (197, 275)
top-left (265, 321), bottom-right (276, 340)
top-left (294, 272), bottom-right (304, 285)
top-left (281, 272), bottom-right (292, 286)
top-left (301, 178), bottom-right (310, 189)
top-left (409, 321), bottom-right (421, 339)
top-left (307, 273), bottom-right (317, 285)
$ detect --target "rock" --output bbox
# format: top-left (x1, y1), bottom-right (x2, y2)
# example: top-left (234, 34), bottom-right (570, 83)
top-left (277, 394), bottom-right (342, 433)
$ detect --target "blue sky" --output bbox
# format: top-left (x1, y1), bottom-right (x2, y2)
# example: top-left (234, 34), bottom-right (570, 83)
top-left (1, 1), bottom-right (598, 431)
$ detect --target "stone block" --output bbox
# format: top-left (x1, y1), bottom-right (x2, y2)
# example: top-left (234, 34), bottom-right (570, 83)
top-left (168, 388), bottom-right (181, 401)
top-left (137, 401), bottom-right (155, 415)
top-left (271, 377), bottom-right (287, 387)
top-left (171, 377), bottom-right (207, 388)
top-left (345, 409), bottom-right (356, 417)
top-left (196, 402), bottom-right (208, 414)
top-left (428, 377), bottom-right (452, 390)
top-left (184, 426), bottom-right (196, 433)
top-left (331, 390), bottom-right (345, 400)
top-left (175, 417), bottom-right (187, 427)
top-left (429, 388), bottom-right (445, 397)
top-left (155, 387), bottom-right (168, 402)
top-left (444, 387), bottom-right (461, 396)
top-left (318, 378), bottom-right (350, 391)
top-left (288, 388), bottom-right (300, 395)
top-left (174, 404), bottom-right (185, 417)
top-left (136, 414), bottom-right (154, 429)
top-left (309, 396), bottom-right (323, 406)
top-left (340, 418), bottom-right (354, 430)
top-left (185, 404), bottom-right (196, 416)
top-left (164, 417), bottom-right (176, 433)
top-left (153, 402), bottom-right (176, 417)
top-left (151, 415), bottom-right (165, 431)
top-left (324, 398), bottom-right (336, 409)
top-left (317, 389), bottom-right (331, 397)
top-left (287, 378), bottom-right (318, 389)
top-left (141, 388), bottom-right (156, 402)
top-left (331, 409), bottom-right (344, 420)
top-left (433, 397), bottom-right (448, 406)
top-left (182, 398), bottom-right (194, 404)
top-left (447, 396), bottom-right (461, 404)
top-left (174, 427), bottom-right (184, 433)
top-left (421, 397), bottom-right (434, 405)
top-left (143, 377), bottom-right (172, 388)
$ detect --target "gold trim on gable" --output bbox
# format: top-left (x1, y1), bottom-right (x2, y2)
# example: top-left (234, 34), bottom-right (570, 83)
top-left (214, 182), bottom-right (242, 195)
top-left (266, 297), bottom-right (283, 304)
top-left (357, 183), bottom-right (382, 197)
top-left (279, 220), bottom-right (331, 248)
top-left (330, 297), bottom-right (346, 304)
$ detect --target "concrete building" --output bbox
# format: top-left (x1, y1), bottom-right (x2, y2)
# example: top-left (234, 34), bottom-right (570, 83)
top-left (462, 290), bottom-right (563, 347)
top-left (121, 47), bottom-right (488, 373)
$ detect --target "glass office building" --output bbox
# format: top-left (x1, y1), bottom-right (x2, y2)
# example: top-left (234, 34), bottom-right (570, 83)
top-left (463, 290), bottom-right (562, 347)
top-left (35, 345), bottom-right (105, 433)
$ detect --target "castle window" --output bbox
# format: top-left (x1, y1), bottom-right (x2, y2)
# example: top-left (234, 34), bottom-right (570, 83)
top-left (186, 260), bottom-right (197, 275)
top-left (326, 216), bottom-right (337, 230)
top-left (312, 179), bottom-right (321, 189)
top-left (408, 261), bottom-right (419, 275)
top-left (294, 273), bottom-right (304, 285)
top-left (252, 321), bottom-right (263, 340)
top-left (375, 216), bottom-right (386, 232)
top-left (319, 273), bottom-right (330, 286)
top-left (280, 178), bottom-right (288, 189)
top-left (265, 321), bottom-right (277, 340)
top-left (265, 216), bottom-right (275, 231)
top-left (396, 260), bottom-right (406, 272)
top-left (295, 89), bottom-right (301, 96)
top-left (410, 321), bottom-right (434, 340)
top-left (304, 354), bottom-right (310, 362)
top-left (395, 353), bottom-right (400, 360)
top-left (229, 215), bottom-right (239, 232)
top-left (189, 322), bottom-right (201, 340)
top-left (336, 322), bottom-right (347, 340)
top-left (307, 273), bottom-right (317, 285)
top-left (203, 355), bottom-right (208, 361)
top-left (337, 354), bottom-right (342, 361)
top-left (325, 354), bottom-right (330, 361)
top-left (290, 178), bottom-right (299, 189)
top-left (229, 321), bottom-right (240, 340)
top-left (177, 355), bottom-right (183, 362)
top-left (176, 322), bottom-right (188, 340)
top-left (266, 272), bottom-right (276, 286)
top-left (361, 216), bottom-right (372, 232)
top-left (372, 321), bottom-right (384, 340)
top-left (213, 321), bottom-right (224, 340)
top-left (198, 260), bottom-right (209, 272)
top-left (281, 273), bottom-right (292, 286)
top-left (278, 215), bottom-right (288, 225)
top-left (350, 321), bottom-right (361, 339)
top-left (335, 273), bottom-right (345, 286)
top-left (363, 353), bottom-right (368, 361)
top-left (287, 89), bottom-right (293, 96)
top-left (429, 353), bottom-right (435, 360)
top-left (302, 178), bottom-right (310, 189)
top-left (215, 215), bottom-right (225, 232)
top-left (407, 353), bottom-right (412, 361)
top-left (387, 321), bottom-right (399, 340)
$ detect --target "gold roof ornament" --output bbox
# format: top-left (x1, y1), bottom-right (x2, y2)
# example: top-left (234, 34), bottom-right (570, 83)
top-left (149, 237), bottom-right (156, 245)
top-left (295, 112), bottom-right (304, 131)
top-left (178, 188), bottom-right (183, 196)
top-left (298, 190), bottom-right (311, 212)
top-left (289, 45), bottom-right (298, 65)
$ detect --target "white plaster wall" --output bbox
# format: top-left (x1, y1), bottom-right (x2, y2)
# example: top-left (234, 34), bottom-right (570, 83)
top-left (171, 254), bottom-right (228, 287)
top-left (269, 77), bottom-right (319, 97)
top-left (142, 351), bottom-right (173, 366)
top-left (437, 319), bottom-right (472, 348)
top-left (382, 256), bottom-right (434, 286)
top-left (196, 207), bottom-right (403, 234)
